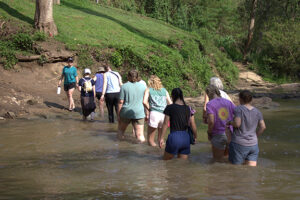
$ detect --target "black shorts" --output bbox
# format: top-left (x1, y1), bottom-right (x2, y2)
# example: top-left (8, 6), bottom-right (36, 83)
top-left (96, 92), bottom-right (103, 100)
top-left (64, 82), bottom-right (76, 91)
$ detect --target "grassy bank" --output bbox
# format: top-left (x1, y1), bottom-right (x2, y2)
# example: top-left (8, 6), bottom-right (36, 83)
top-left (0, 0), bottom-right (239, 95)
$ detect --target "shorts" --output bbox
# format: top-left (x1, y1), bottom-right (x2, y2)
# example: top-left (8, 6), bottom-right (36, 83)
top-left (165, 131), bottom-right (190, 155)
top-left (120, 117), bottom-right (145, 125)
top-left (229, 142), bottom-right (259, 164)
top-left (96, 92), bottom-right (102, 100)
top-left (64, 82), bottom-right (76, 91)
top-left (211, 133), bottom-right (228, 150)
top-left (148, 111), bottom-right (165, 128)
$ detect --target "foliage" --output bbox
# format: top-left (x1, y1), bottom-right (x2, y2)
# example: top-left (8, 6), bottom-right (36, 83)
top-left (78, 47), bottom-right (94, 69)
top-left (12, 33), bottom-right (33, 51)
top-left (249, 20), bottom-right (300, 81)
top-left (33, 31), bottom-right (47, 41)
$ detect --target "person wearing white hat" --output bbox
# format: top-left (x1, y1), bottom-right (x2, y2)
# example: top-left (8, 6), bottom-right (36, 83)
top-left (78, 68), bottom-right (96, 120)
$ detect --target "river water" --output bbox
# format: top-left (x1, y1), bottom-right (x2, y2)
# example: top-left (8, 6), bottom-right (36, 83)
top-left (0, 100), bottom-right (299, 199)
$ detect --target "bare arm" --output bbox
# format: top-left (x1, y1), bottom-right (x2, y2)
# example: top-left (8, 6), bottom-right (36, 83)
top-left (143, 88), bottom-right (150, 119)
top-left (256, 120), bottom-right (266, 137)
top-left (143, 88), bottom-right (150, 110)
top-left (58, 74), bottom-right (64, 86)
top-left (159, 115), bottom-right (169, 148)
top-left (207, 113), bottom-right (214, 140)
top-left (227, 117), bottom-right (242, 128)
top-left (190, 115), bottom-right (197, 140)
top-left (93, 85), bottom-right (96, 98)
top-left (203, 94), bottom-right (209, 111)
top-left (118, 74), bottom-right (123, 86)
top-left (101, 73), bottom-right (107, 101)
top-left (93, 76), bottom-right (97, 81)
top-left (166, 91), bottom-right (172, 104)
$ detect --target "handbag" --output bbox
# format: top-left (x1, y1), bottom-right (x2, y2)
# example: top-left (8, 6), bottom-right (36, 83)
top-left (187, 106), bottom-right (196, 145)
top-left (188, 126), bottom-right (195, 145)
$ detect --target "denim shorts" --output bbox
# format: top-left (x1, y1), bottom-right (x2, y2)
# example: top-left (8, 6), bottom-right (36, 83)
top-left (211, 133), bottom-right (228, 150)
top-left (165, 131), bottom-right (190, 155)
top-left (229, 142), bottom-right (259, 164)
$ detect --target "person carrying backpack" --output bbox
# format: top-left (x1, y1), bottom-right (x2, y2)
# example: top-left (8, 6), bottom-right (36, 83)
top-left (78, 68), bottom-right (96, 120)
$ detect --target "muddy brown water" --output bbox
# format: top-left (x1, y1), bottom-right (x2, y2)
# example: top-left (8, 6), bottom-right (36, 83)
top-left (0, 99), bottom-right (299, 199)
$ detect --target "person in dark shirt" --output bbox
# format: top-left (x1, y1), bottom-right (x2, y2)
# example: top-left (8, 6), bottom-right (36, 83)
top-left (78, 68), bottom-right (96, 120)
top-left (158, 88), bottom-right (197, 160)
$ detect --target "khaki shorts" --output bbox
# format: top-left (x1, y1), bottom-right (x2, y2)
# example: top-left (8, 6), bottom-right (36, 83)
top-left (120, 117), bottom-right (145, 125)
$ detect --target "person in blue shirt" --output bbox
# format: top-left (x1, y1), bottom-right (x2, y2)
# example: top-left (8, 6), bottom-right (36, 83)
top-left (58, 57), bottom-right (78, 111)
top-left (101, 65), bottom-right (123, 123)
top-left (93, 66), bottom-right (105, 118)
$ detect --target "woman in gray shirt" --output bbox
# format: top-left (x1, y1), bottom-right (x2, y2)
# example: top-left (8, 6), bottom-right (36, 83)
top-left (227, 90), bottom-right (266, 166)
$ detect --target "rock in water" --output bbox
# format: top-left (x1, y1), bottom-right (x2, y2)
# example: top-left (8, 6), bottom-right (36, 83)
top-left (5, 112), bottom-right (16, 119)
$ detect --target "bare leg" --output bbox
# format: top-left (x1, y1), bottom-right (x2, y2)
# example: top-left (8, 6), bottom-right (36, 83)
top-left (163, 151), bottom-right (174, 160)
top-left (99, 99), bottom-right (104, 118)
top-left (67, 88), bottom-right (75, 110)
top-left (133, 124), bottom-right (145, 143)
top-left (212, 146), bottom-right (226, 162)
top-left (118, 120), bottom-right (129, 140)
top-left (147, 126), bottom-right (157, 146)
top-left (178, 154), bottom-right (188, 160)
top-left (245, 160), bottom-right (257, 167)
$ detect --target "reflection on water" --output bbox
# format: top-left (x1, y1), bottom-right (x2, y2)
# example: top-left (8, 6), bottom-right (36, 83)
top-left (0, 99), bottom-right (299, 199)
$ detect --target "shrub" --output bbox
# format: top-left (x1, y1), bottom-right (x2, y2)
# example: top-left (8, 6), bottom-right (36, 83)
top-left (33, 31), bottom-right (47, 41)
top-left (12, 33), bottom-right (33, 51)
top-left (110, 51), bottom-right (123, 67)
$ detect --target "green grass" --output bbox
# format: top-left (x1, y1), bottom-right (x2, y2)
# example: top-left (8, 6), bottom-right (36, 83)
top-left (0, 0), bottom-right (239, 95)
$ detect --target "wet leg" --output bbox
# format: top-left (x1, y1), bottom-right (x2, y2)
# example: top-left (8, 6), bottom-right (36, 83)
top-left (147, 126), bottom-right (157, 146)
top-left (118, 120), bottom-right (129, 140)
top-left (134, 124), bottom-right (145, 143)
top-left (163, 151), bottom-right (174, 160)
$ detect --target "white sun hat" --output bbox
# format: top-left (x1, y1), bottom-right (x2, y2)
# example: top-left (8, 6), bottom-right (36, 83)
top-left (84, 68), bottom-right (91, 74)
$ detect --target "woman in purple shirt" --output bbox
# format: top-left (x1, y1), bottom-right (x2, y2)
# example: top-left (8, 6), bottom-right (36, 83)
top-left (206, 85), bottom-right (235, 161)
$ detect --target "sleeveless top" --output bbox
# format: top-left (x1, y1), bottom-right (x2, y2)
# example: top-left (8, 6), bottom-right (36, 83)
top-left (106, 71), bottom-right (121, 93)
top-left (149, 88), bottom-right (167, 113)
top-left (95, 73), bottom-right (104, 93)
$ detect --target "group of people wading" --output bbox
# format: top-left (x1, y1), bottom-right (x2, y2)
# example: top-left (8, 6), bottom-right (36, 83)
top-left (58, 58), bottom-right (266, 166)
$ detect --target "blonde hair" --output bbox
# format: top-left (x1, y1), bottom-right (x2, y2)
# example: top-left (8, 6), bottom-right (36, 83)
top-left (148, 75), bottom-right (163, 90)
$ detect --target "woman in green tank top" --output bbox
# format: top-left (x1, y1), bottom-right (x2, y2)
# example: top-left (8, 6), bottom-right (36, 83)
top-left (143, 75), bottom-right (172, 146)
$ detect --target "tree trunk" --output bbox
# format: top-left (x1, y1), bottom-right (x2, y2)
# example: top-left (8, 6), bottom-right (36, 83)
top-left (53, 0), bottom-right (60, 5)
top-left (34, 0), bottom-right (58, 37)
top-left (243, 0), bottom-right (258, 61)
top-left (96, 0), bottom-right (99, 3)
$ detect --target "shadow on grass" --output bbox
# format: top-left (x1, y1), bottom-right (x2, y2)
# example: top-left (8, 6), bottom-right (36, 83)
top-left (0, 2), bottom-right (34, 25)
top-left (61, 1), bottom-right (166, 46)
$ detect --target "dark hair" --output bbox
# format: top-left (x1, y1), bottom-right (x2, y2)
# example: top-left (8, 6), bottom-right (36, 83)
top-left (104, 65), bottom-right (110, 72)
top-left (171, 88), bottom-right (186, 105)
top-left (171, 88), bottom-right (190, 127)
top-left (127, 69), bottom-right (139, 83)
top-left (239, 90), bottom-right (253, 103)
top-left (205, 85), bottom-right (221, 100)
